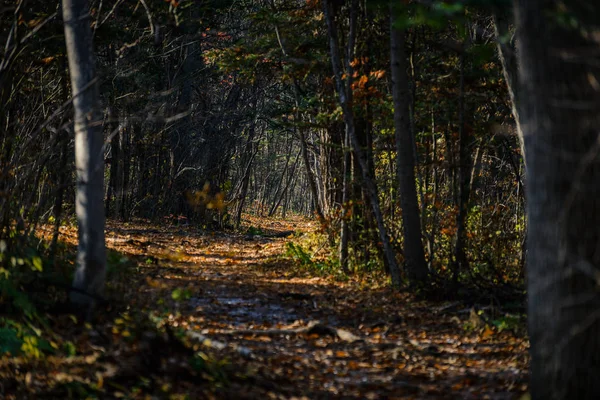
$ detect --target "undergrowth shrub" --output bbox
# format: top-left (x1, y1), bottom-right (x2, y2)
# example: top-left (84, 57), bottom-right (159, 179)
top-left (285, 235), bottom-right (340, 277)
top-left (0, 232), bottom-right (58, 358)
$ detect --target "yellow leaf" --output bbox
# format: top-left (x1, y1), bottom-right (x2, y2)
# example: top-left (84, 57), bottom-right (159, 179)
top-left (32, 256), bottom-right (42, 271)
top-left (96, 372), bottom-right (104, 389)
top-left (27, 18), bottom-right (43, 28)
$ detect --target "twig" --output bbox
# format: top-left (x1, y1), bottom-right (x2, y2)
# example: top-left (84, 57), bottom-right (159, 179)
top-left (200, 320), bottom-right (362, 342)
top-left (138, 0), bottom-right (155, 35)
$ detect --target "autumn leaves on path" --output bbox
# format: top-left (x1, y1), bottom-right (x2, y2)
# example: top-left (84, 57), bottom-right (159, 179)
top-left (96, 216), bottom-right (529, 399)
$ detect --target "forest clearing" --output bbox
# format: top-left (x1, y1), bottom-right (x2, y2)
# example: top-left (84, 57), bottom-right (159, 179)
top-left (2, 0), bottom-right (600, 398)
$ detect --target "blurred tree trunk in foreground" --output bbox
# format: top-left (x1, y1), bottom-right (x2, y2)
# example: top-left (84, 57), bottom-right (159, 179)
top-left (63, 0), bottom-right (106, 312)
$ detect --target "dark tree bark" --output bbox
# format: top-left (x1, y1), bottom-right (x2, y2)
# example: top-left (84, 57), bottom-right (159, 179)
top-left (106, 107), bottom-right (120, 218)
top-left (50, 133), bottom-right (69, 268)
top-left (120, 119), bottom-right (132, 221)
top-left (269, 136), bottom-right (294, 215)
top-left (516, 1), bottom-right (600, 398)
top-left (282, 164), bottom-right (300, 218)
top-left (390, 6), bottom-right (428, 284)
top-left (339, 126), bottom-right (351, 273)
top-left (298, 113), bottom-right (326, 223)
top-left (234, 121), bottom-right (258, 227)
top-left (338, 0), bottom-right (359, 275)
top-left (270, 147), bottom-right (301, 217)
top-left (48, 56), bottom-right (72, 255)
top-left (63, 0), bottom-right (106, 311)
top-left (493, 6), bottom-right (524, 164)
top-left (453, 42), bottom-right (471, 281)
top-left (323, 0), bottom-right (402, 285)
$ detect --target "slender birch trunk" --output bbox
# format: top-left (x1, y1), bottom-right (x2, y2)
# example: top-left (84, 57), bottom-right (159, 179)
top-left (493, 7), bottom-right (525, 165)
top-left (63, 0), bottom-right (106, 311)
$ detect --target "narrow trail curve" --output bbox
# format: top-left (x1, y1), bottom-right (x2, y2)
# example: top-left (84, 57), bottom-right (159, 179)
top-left (104, 217), bottom-right (529, 399)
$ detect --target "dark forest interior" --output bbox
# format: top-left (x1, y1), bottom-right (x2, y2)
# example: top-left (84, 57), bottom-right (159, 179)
top-left (1, 0), bottom-right (599, 398)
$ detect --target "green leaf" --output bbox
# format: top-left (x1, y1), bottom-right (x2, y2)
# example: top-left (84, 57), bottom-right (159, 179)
top-left (63, 341), bottom-right (76, 357)
top-left (171, 288), bottom-right (192, 301)
top-left (32, 256), bottom-right (43, 272)
top-left (433, 2), bottom-right (464, 15)
top-left (0, 327), bottom-right (23, 355)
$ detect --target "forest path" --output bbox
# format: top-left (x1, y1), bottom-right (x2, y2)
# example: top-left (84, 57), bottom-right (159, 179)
top-left (99, 216), bottom-right (528, 399)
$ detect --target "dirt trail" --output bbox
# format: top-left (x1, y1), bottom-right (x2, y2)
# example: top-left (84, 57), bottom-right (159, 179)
top-left (99, 216), bottom-right (528, 399)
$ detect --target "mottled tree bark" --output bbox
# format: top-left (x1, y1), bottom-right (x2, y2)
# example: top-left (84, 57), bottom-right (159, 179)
top-left (63, 0), bottom-right (106, 311)
top-left (516, 1), bottom-right (600, 398)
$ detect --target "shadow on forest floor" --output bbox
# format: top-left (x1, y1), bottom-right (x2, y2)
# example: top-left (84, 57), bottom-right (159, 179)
top-left (1, 215), bottom-right (529, 399)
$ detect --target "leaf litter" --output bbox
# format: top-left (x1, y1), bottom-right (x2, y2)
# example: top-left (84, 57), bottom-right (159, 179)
top-left (2, 215), bottom-right (529, 399)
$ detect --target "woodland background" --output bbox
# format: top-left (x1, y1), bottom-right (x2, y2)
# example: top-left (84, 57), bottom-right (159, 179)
top-left (0, 0), bottom-right (548, 398)
top-left (1, 0), bottom-right (525, 292)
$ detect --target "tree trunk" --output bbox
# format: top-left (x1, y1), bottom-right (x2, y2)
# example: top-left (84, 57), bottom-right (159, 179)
top-left (323, 0), bottom-right (401, 285)
top-left (282, 166), bottom-right (300, 218)
top-left (63, 0), bottom-right (106, 311)
top-left (113, 119), bottom-right (125, 220)
top-left (339, 127), bottom-right (351, 274)
top-left (270, 147), bottom-right (301, 217)
top-left (298, 117), bottom-right (325, 223)
top-left (120, 119), bottom-right (132, 220)
top-left (453, 39), bottom-right (471, 282)
top-left (269, 137), bottom-right (293, 216)
top-left (390, 6), bottom-right (428, 284)
top-left (493, 7), bottom-right (525, 165)
top-left (234, 122), bottom-right (257, 227)
top-left (106, 107), bottom-right (120, 217)
top-left (516, 1), bottom-right (600, 398)
top-left (50, 133), bottom-right (69, 269)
